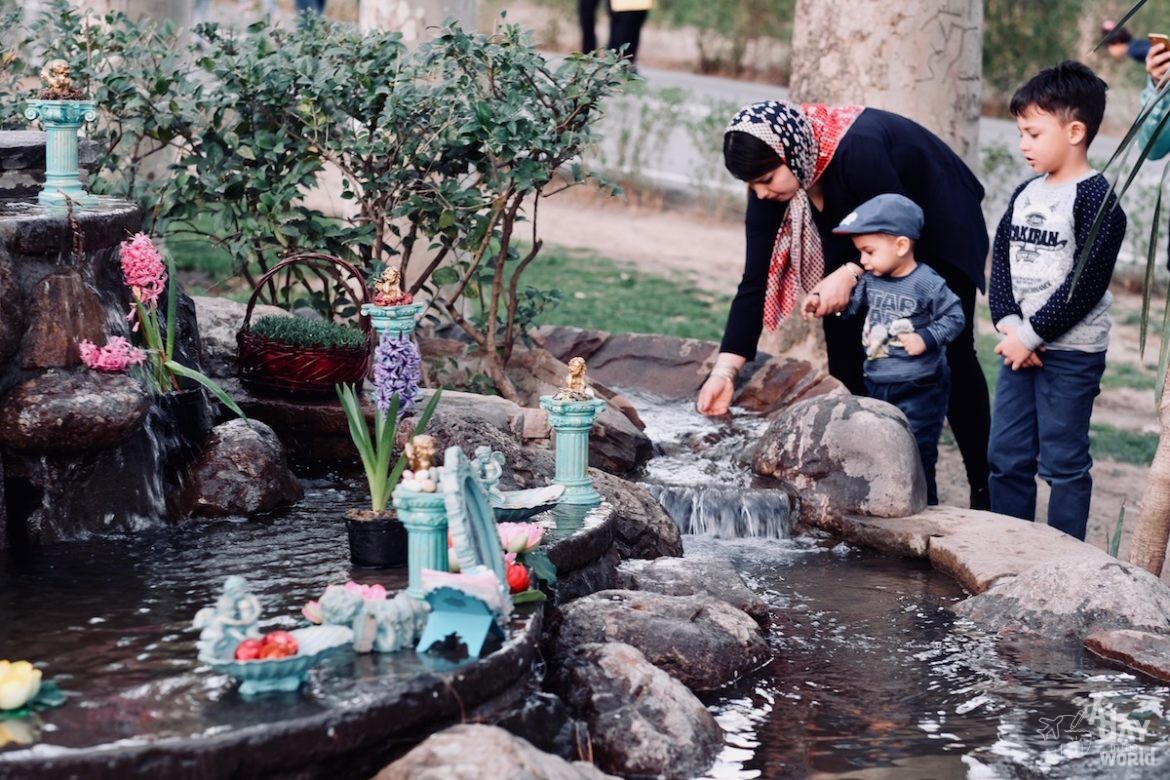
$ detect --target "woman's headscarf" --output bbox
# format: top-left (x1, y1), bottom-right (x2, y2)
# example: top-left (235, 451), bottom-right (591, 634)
top-left (726, 101), bottom-right (864, 328)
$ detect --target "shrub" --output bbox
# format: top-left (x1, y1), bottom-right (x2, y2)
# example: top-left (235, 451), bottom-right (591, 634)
top-left (0, 2), bottom-right (630, 402)
top-left (250, 316), bottom-right (365, 350)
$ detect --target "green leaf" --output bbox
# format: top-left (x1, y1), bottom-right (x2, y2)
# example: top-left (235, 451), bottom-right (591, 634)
top-left (520, 549), bottom-right (557, 585)
top-left (511, 589), bottom-right (547, 604)
top-left (164, 361), bottom-right (246, 419)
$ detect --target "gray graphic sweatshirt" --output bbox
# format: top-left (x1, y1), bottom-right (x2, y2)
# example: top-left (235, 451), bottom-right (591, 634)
top-left (844, 263), bottom-right (964, 383)
top-left (989, 172), bottom-right (1126, 352)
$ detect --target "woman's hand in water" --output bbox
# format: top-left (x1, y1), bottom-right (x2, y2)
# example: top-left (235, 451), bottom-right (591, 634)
top-left (697, 374), bottom-right (734, 416)
top-left (804, 264), bottom-right (859, 317)
top-left (696, 352), bottom-right (745, 416)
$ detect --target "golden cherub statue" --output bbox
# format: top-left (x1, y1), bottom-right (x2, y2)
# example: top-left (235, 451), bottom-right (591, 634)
top-left (372, 267), bottom-right (413, 307)
top-left (404, 434), bottom-right (438, 473)
top-left (553, 356), bottom-right (596, 401)
top-left (38, 59), bottom-right (85, 100)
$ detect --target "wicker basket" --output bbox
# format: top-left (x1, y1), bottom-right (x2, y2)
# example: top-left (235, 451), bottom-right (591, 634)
top-left (236, 253), bottom-right (373, 398)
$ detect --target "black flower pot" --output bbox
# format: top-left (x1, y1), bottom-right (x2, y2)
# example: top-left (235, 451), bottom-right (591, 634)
top-left (345, 511), bottom-right (407, 569)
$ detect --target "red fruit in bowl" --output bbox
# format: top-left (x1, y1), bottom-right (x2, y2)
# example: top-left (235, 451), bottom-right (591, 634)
top-left (506, 562), bottom-right (530, 594)
top-left (261, 630), bottom-right (299, 656)
top-left (234, 639), bottom-right (263, 661)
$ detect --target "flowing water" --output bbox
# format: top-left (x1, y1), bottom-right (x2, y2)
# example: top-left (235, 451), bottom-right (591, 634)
top-left (628, 390), bottom-right (1170, 779)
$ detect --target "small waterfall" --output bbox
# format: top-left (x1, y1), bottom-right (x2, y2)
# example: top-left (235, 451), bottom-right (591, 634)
top-left (643, 483), bottom-right (793, 539)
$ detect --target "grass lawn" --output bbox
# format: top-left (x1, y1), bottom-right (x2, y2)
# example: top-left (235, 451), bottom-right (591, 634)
top-left (518, 247), bottom-right (730, 341)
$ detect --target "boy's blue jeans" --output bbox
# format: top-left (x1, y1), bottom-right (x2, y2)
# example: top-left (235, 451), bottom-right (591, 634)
top-left (988, 349), bottom-right (1105, 540)
top-left (865, 365), bottom-right (950, 505)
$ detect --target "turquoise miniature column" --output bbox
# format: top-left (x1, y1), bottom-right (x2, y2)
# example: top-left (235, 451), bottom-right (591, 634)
top-left (539, 396), bottom-right (608, 506)
top-left (392, 486), bottom-right (448, 599)
top-left (362, 302), bottom-right (426, 341)
top-left (24, 100), bottom-right (98, 207)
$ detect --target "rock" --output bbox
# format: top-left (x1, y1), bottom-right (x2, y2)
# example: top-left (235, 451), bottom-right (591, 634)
top-left (549, 642), bottom-right (723, 779)
top-left (552, 589), bottom-right (771, 691)
top-left (1084, 629), bottom-right (1170, 683)
top-left (374, 724), bottom-right (614, 780)
top-left (735, 356), bottom-right (847, 415)
top-left (535, 326), bottom-right (719, 401)
top-left (193, 296), bottom-right (290, 379)
top-left (20, 271), bottom-right (107, 369)
top-left (180, 419), bottom-right (303, 517)
top-left (493, 692), bottom-right (589, 763)
top-left (0, 370), bottom-right (149, 452)
top-left (0, 260), bottom-right (22, 365)
top-left (615, 557), bottom-right (769, 626)
top-left (923, 509), bottom-right (1093, 594)
top-left (753, 395), bottom-right (926, 522)
top-left (419, 338), bottom-right (652, 474)
top-left (954, 557), bottom-right (1170, 640)
top-left (592, 470), bottom-right (683, 559)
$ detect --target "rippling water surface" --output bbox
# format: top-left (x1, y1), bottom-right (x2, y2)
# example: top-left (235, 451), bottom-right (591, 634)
top-left (627, 391), bottom-right (1170, 779)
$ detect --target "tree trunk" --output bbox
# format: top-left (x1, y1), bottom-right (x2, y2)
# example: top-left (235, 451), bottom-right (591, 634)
top-left (789, 0), bottom-right (982, 169)
top-left (359, 0), bottom-right (475, 42)
top-left (1129, 363), bottom-right (1170, 576)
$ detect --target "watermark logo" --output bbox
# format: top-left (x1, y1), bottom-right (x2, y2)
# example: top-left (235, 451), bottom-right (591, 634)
top-left (1036, 701), bottom-right (1159, 768)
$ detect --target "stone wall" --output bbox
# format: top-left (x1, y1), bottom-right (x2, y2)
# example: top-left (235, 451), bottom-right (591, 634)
top-left (0, 132), bottom-right (100, 200)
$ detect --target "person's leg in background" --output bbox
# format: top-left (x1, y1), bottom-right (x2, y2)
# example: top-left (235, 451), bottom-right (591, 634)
top-left (935, 263), bottom-right (992, 509)
top-left (608, 8), bottom-right (649, 63)
top-left (822, 313), bottom-right (867, 397)
top-left (579, 0), bottom-right (600, 52)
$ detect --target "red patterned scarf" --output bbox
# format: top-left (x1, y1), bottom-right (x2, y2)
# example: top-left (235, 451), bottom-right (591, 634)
top-left (726, 101), bottom-right (864, 328)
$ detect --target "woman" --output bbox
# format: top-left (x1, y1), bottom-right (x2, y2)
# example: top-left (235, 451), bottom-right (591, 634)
top-left (696, 100), bottom-right (991, 508)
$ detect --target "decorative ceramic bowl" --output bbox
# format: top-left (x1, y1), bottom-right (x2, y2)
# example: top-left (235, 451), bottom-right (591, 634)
top-left (491, 484), bottom-right (565, 523)
top-left (202, 625), bottom-right (353, 696)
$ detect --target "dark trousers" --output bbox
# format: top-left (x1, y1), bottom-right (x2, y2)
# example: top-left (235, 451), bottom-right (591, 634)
top-left (295, 0), bottom-right (326, 13)
top-left (866, 365), bottom-right (951, 505)
top-left (988, 349), bottom-right (1105, 541)
top-left (824, 267), bottom-right (990, 506)
top-left (578, 0), bottom-right (649, 63)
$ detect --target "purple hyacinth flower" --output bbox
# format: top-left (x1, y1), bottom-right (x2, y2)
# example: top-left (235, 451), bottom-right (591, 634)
top-left (373, 333), bottom-right (421, 418)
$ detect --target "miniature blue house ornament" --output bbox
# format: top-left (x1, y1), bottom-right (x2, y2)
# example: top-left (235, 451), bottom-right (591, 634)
top-left (540, 357), bottom-right (607, 506)
top-left (414, 446), bottom-right (513, 660)
top-left (24, 60), bottom-right (97, 208)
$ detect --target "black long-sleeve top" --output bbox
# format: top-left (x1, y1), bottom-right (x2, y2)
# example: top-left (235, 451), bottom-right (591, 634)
top-left (720, 108), bottom-right (989, 359)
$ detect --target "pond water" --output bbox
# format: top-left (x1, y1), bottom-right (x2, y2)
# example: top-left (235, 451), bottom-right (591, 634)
top-left (629, 392), bottom-right (1170, 779)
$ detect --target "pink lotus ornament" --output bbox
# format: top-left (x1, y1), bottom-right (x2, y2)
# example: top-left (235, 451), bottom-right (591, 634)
top-left (301, 600), bottom-right (323, 625)
top-left (497, 522), bottom-right (542, 554)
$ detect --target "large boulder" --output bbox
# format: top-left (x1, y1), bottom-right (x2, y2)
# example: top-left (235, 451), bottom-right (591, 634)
top-left (0, 370), bottom-right (149, 452)
top-left (955, 557), bottom-right (1170, 640)
top-left (552, 589), bottom-right (770, 691)
top-left (0, 260), bottom-right (22, 365)
top-left (735, 355), bottom-right (847, 416)
top-left (180, 419), bottom-right (303, 517)
top-left (535, 325), bottom-right (721, 401)
top-left (753, 395), bottom-right (926, 522)
top-left (549, 642), bottom-right (723, 779)
top-left (374, 724), bottom-right (614, 780)
top-left (20, 270), bottom-right (107, 369)
top-left (615, 556), bottom-right (769, 625)
top-left (593, 470), bottom-right (683, 559)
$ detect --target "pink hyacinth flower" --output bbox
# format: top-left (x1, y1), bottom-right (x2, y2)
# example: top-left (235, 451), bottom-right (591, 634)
top-left (301, 600), bottom-right (323, 625)
top-left (343, 581), bottom-right (387, 601)
top-left (497, 522), bottom-right (542, 554)
top-left (79, 336), bottom-right (147, 372)
top-left (119, 232), bottom-right (167, 309)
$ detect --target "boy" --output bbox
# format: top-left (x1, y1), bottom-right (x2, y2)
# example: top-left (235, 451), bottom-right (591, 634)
top-left (804, 193), bottom-right (964, 505)
top-left (989, 60), bottom-right (1126, 540)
